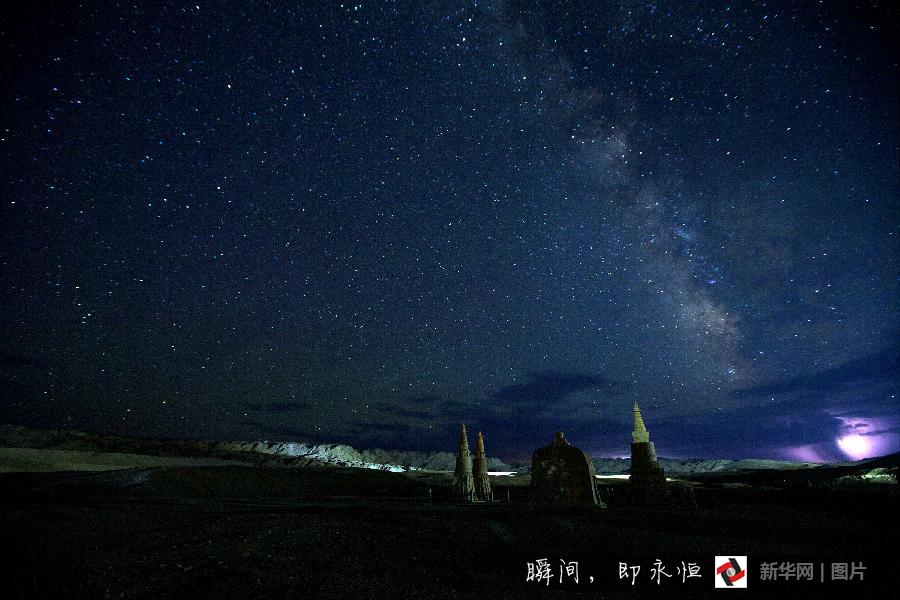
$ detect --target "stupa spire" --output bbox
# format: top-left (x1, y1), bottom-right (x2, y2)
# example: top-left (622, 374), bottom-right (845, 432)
top-left (629, 402), bottom-right (668, 505)
top-left (632, 402), bottom-right (650, 443)
top-left (453, 423), bottom-right (475, 501)
top-left (472, 431), bottom-right (492, 501)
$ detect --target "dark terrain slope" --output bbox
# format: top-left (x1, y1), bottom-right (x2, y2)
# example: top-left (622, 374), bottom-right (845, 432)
top-left (1, 463), bottom-right (895, 599)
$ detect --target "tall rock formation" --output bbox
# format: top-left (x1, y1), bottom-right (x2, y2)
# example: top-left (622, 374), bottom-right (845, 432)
top-left (629, 402), bottom-right (669, 504)
top-left (472, 431), bottom-right (492, 502)
top-left (531, 432), bottom-right (602, 506)
top-left (453, 423), bottom-right (475, 501)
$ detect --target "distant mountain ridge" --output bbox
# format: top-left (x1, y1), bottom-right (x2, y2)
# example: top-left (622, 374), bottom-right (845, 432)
top-left (217, 440), bottom-right (514, 471)
top-left (586, 457), bottom-right (818, 476)
top-left (0, 424), bottom-right (876, 476)
top-left (0, 425), bottom-right (513, 472)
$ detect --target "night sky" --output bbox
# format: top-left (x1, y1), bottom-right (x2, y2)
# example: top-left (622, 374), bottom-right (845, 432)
top-left (1, 1), bottom-right (897, 462)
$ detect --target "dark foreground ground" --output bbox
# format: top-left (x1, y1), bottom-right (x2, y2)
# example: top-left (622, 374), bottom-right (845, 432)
top-left (1, 465), bottom-right (896, 599)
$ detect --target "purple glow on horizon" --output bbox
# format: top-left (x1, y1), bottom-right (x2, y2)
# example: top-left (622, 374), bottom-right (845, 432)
top-left (833, 415), bottom-right (900, 461)
top-left (773, 413), bottom-right (900, 463)
top-left (836, 434), bottom-right (873, 460)
top-left (778, 444), bottom-right (835, 464)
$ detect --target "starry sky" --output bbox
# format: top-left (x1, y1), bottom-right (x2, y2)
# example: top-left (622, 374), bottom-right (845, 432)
top-left (1, 1), bottom-right (898, 462)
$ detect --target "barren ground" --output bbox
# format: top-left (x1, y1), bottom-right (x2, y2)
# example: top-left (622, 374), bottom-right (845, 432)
top-left (1, 463), bottom-right (895, 599)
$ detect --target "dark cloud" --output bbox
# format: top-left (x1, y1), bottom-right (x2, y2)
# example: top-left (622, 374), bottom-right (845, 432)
top-left (429, 372), bottom-right (627, 459)
top-left (643, 342), bottom-right (900, 459)
top-left (404, 394), bottom-right (441, 405)
top-left (441, 399), bottom-right (469, 419)
top-left (373, 402), bottom-right (431, 419)
top-left (367, 422), bottom-right (413, 433)
top-left (244, 402), bottom-right (313, 413)
top-left (733, 343), bottom-right (900, 400)
top-left (647, 409), bottom-right (844, 459)
top-left (243, 421), bottom-right (311, 440)
top-left (340, 421), bottom-right (449, 452)
top-left (491, 371), bottom-right (624, 407)
top-left (645, 404), bottom-right (900, 462)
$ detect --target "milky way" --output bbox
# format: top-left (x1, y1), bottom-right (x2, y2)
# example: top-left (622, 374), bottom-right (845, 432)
top-left (1, 1), bottom-right (897, 460)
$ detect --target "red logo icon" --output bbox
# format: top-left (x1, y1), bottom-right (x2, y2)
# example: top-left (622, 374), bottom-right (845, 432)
top-left (715, 556), bottom-right (747, 588)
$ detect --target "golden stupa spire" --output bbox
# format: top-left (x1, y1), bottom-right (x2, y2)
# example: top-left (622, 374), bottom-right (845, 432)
top-left (472, 431), bottom-right (492, 501)
top-left (453, 423), bottom-right (474, 500)
top-left (632, 402), bottom-right (650, 443)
